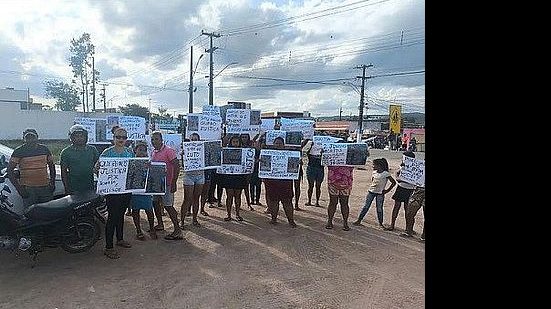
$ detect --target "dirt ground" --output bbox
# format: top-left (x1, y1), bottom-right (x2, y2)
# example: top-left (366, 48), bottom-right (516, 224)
top-left (0, 149), bottom-right (425, 309)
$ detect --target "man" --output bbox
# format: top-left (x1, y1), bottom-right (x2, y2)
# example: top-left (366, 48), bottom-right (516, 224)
top-left (60, 125), bottom-right (99, 195)
top-left (7, 128), bottom-right (56, 207)
top-left (150, 131), bottom-right (183, 240)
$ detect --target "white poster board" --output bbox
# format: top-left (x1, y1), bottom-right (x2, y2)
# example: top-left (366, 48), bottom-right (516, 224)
top-left (146, 134), bottom-right (182, 157)
top-left (280, 118), bottom-right (314, 140)
top-left (216, 147), bottom-right (256, 174)
top-left (106, 116), bottom-right (146, 140)
top-left (398, 156), bottom-right (425, 187)
top-left (321, 143), bottom-right (368, 166)
top-left (260, 118), bottom-right (276, 133)
top-left (96, 158), bottom-right (165, 195)
top-left (265, 130), bottom-right (303, 146)
top-left (310, 136), bottom-right (342, 155)
top-left (258, 149), bottom-right (301, 180)
top-left (202, 105), bottom-right (221, 117)
top-left (182, 140), bottom-right (222, 171)
top-left (225, 109), bottom-right (261, 137)
top-left (186, 113), bottom-right (222, 141)
top-left (74, 117), bottom-right (109, 144)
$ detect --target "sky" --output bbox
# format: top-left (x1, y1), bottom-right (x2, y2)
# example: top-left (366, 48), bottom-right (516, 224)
top-left (0, 0), bottom-right (425, 117)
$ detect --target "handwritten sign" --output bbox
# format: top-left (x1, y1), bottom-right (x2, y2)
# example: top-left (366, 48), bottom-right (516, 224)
top-left (258, 149), bottom-right (301, 180)
top-left (321, 143), bottom-right (368, 166)
top-left (202, 105), bottom-right (221, 117)
top-left (74, 117), bottom-right (109, 144)
top-left (260, 118), bottom-right (276, 134)
top-left (216, 147), bottom-right (256, 174)
top-left (186, 113), bottom-right (222, 141)
top-left (225, 109), bottom-right (261, 137)
top-left (96, 158), bottom-right (165, 195)
top-left (310, 136), bottom-right (342, 155)
top-left (265, 130), bottom-right (303, 146)
top-left (182, 140), bottom-right (222, 171)
top-left (106, 116), bottom-right (146, 140)
top-left (398, 156), bottom-right (425, 187)
top-left (280, 118), bottom-right (314, 140)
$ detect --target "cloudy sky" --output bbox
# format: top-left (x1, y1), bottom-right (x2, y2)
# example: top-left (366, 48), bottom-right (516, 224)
top-left (0, 0), bottom-right (424, 117)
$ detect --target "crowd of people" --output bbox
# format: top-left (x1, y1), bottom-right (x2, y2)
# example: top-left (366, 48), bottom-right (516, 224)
top-left (6, 124), bottom-right (425, 260)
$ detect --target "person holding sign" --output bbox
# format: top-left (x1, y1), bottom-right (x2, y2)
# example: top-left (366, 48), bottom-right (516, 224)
top-left (262, 137), bottom-right (297, 228)
top-left (240, 133), bottom-right (255, 211)
top-left (220, 135), bottom-right (248, 221)
top-left (385, 151), bottom-right (416, 232)
top-left (304, 141), bottom-right (324, 207)
top-left (130, 141), bottom-right (157, 241)
top-left (150, 131), bottom-right (183, 240)
top-left (353, 158), bottom-right (396, 228)
top-left (98, 127), bottom-right (134, 259)
top-left (180, 133), bottom-right (204, 228)
top-left (324, 142), bottom-right (354, 231)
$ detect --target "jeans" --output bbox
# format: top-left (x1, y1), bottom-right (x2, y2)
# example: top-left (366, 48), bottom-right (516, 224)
top-left (358, 191), bottom-right (384, 224)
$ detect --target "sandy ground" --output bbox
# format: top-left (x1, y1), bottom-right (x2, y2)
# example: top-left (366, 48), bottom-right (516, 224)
top-left (0, 149), bottom-right (425, 309)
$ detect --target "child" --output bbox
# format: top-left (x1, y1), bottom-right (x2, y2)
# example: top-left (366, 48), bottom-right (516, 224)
top-left (386, 151), bottom-right (416, 231)
top-left (130, 141), bottom-right (157, 240)
top-left (353, 158), bottom-right (396, 228)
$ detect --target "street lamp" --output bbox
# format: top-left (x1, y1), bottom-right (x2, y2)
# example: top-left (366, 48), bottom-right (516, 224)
top-left (206, 61), bottom-right (238, 105)
top-left (189, 48), bottom-right (204, 114)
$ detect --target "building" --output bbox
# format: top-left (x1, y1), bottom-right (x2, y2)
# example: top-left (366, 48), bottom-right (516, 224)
top-left (0, 87), bottom-right (43, 110)
top-left (261, 111), bottom-right (312, 120)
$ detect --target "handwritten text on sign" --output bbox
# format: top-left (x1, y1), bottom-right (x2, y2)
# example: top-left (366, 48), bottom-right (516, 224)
top-left (280, 118), bottom-right (314, 140)
top-left (217, 147), bottom-right (256, 174)
top-left (310, 136), bottom-right (342, 155)
top-left (225, 109), bottom-right (260, 137)
top-left (258, 149), bottom-right (300, 180)
top-left (186, 113), bottom-right (222, 141)
top-left (321, 143), bottom-right (368, 166)
top-left (97, 158), bottom-right (128, 194)
top-left (182, 140), bottom-right (222, 171)
top-left (398, 156), bottom-right (425, 187)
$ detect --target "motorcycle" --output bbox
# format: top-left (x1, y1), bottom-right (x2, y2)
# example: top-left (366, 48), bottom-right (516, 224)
top-left (0, 174), bottom-right (105, 266)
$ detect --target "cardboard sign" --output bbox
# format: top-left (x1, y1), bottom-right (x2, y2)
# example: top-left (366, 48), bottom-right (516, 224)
top-left (182, 140), bottom-right (222, 171)
top-left (280, 117), bottom-right (314, 140)
top-left (202, 105), bottom-right (221, 117)
top-left (265, 130), bottom-right (304, 146)
top-left (321, 143), bottom-right (368, 166)
top-left (186, 113), bottom-right (222, 141)
top-left (74, 117), bottom-right (109, 144)
top-left (96, 158), bottom-right (166, 195)
top-left (258, 149), bottom-right (301, 180)
top-left (225, 109), bottom-right (261, 137)
top-left (398, 156), bottom-right (425, 187)
top-left (310, 136), bottom-right (342, 155)
top-left (216, 147), bottom-right (256, 174)
top-left (106, 116), bottom-right (146, 140)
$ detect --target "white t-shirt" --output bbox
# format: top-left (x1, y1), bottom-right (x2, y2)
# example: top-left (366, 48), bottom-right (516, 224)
top-left (368, 170), bottom-right (391, 194)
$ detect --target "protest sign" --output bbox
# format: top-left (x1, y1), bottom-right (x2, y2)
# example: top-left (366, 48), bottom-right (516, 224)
top-left (225, 109), bottom-right (261, 137)
top-left (258, 149), bottom-right (301, 180)
top-left (144, 162), bottom-right (166, 195)
top-left (74, 117), bottom-right (109, 144)
top-left (96, 158), bottom-right (165, 195)
top-left (106, 116), bottom-right (146, 140)
top-left (216, 147), bottom-right (256, 174)
top-left (398, 156), bottom-right (425, 187)
top-left (321, 143), bottom-right (368, 166)
top-left (182, 140), bottom-right (222, 171)
top-left (309, 136), bottom-right (342, 155)
top-left (202, 105), bottom-right (221, 117)
top-left (186, 113), bottom-right (222, 141)
top-left (265, 130), bottom-right (303, 146)
top-left (145, 133), bottom-right (182, 157)
top-left (260, 118), bottom-right (276, 133)
top-left (280, 117), bottom-right (314, 139)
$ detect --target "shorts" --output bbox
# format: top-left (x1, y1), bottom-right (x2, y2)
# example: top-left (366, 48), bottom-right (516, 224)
top-left (131, 195), bottom-right (153, 211)
top-left (183, 171), bottom-right (205, 186)
top-left (154, 185), bottom-right (174, 207)
top-left (204, 169), bottom-right (214, 182)
top-left (306, 166), bottom-right (324, 183)
top-left (392, 186), bottom-right (414, 203)
top-left (327, 183), bottom-right (352, 196)
top-left (220, 174), bottom-right (247, 189)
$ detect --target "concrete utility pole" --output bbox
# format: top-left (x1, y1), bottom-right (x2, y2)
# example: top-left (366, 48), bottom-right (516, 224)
top-left (201, 30), bottom-right (220, 105)
top-left (355, 64), bottom-right (373, 141)
top-left (92, 56), bottom-right (96, 111)
top-left (189, 46), bottom-right (194, 113)
top-left (100, 83), bottom-right (106, 112)
top-left (339, 107), bottom-right (343, 121)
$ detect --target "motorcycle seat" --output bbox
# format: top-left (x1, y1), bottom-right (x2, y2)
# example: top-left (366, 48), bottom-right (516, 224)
top-left (25, 191), bottom-right (100, 222)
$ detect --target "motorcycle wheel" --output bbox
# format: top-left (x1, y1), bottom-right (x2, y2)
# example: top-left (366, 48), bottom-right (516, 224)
top-left (61, 219), bottom-right (100, 253)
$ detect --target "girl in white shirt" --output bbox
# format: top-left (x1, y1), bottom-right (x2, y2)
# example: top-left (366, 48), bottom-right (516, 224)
top-left (353, 158), bottom-right (396, 228)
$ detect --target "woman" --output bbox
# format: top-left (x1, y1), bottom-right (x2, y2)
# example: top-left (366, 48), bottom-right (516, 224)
top-left (304, 141), bottom-right (324, 207)
top-left (180, 133), bottom-right (204, 228)
top-left (98, 127), bottom-right (134, 259)
top-left (262, 136), bottom-right (297, 228)
top-left (324, 141), bottom-right (355, 231)
top-left (220, 135), bottom-right (248, 221)
top-left (240, 133), bottom-right (255, 211)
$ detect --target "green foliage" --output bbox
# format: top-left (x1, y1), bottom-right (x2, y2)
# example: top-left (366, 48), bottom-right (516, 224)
top-left (119, 104), bottom-right (150, 119)
top-left (44, 81), bottom-right (80, 111)
top-left (69, 33), bottom-right (99, 111)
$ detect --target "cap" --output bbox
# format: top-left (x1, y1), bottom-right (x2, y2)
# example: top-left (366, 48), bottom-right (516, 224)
top-left (69, 124), bottom-right (87, 135)
top-left (22, 128), bottom-right (38, 138)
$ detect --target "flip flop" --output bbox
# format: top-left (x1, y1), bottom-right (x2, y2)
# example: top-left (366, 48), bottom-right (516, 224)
top-left (164, 233), bottom-right (183, 240)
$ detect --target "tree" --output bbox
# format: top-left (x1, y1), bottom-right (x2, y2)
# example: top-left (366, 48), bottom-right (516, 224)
top-left (69, 33), bottom-right (99, 112)
top-left (119, 104), bottom-right (150, 119)
top-left (44, 81), bottom-right (81, 111)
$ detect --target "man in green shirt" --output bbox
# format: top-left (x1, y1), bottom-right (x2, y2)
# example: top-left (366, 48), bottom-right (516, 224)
top-left (60, 124), bottom-right (99, 194)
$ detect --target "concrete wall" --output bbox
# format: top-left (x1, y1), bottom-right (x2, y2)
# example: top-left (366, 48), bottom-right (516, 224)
top-left (0, 103), bottom-right (122, 139)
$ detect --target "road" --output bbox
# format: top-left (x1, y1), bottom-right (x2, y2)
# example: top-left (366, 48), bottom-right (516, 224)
top-left (0, 149), bottom-right (425, 309)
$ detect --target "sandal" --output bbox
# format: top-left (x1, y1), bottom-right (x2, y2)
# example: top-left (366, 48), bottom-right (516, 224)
top-left (116, 240), bottom-right (132, 248)
top-left (192, 220), bottom-right (201, 227)
top-left (304, 202), bottom-right (312, 206)
top-left (136, 232), bottom-right (145, 241)
top-left (148, 231), bottom-right (158, 240)
top-left (294, 207), bottom-right (302, 211)
top-left (343, 225), bottom-right (351, 231)
top-left (352, 220), bottom-right (362, 226)
top-left (289, 221), bottom-right (297, 228)
top-left (384, 226), bottom-right (395, 231)
top-left (224, 217), bottom-right (232, 221)
top-left (154, 224), bottom-right (165, 231)
top-left (325, 223), bottom-right (333, 229)
top-left (104, 248), bottom-right (120, 259)
top-left (236, 216), bottom-right (243, 221)
top-left (201, 210), bottom-right (210, 216)
top-left (164, 232), bottom-right (183, 240)
top-left (248, 206), bottom-right (255, 211)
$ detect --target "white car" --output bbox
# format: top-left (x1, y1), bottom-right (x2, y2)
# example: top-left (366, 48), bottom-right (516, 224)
top-left (0, 143), bottom-right (66, 214)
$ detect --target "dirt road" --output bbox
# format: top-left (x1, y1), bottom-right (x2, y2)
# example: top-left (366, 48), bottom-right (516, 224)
top-left (0, 149), bottom-right (425, 309)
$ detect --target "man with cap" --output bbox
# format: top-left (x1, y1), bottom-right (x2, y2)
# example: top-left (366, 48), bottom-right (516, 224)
top-left (7, 128), bottom-right (56, 207)
top-left (60, 124), bottom-right (100, 195)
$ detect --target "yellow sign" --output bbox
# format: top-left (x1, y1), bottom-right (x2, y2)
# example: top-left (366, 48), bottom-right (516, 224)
top-left (389, 105), bottom-right (401, 134)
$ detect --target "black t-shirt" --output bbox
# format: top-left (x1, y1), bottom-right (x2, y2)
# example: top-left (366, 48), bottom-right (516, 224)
top-left (307, 154), bottom-right (322, 168)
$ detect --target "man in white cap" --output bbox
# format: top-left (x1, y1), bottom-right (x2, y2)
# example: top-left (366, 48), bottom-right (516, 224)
top-left (60, 124), bottom-right (100, 195)
top-left (7, 128), bottom-right (56, 207)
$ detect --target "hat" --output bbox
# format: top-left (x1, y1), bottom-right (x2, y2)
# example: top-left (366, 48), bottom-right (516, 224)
top-left (22, 128), bottom-right (38, 137)
top-left (69, 124), bottom-right (87, 135)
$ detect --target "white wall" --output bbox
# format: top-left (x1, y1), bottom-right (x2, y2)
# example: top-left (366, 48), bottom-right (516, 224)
top-left (0, 103), bottom-right (122, 139)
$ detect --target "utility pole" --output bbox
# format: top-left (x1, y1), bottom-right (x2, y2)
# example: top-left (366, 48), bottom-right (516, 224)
top-left (339, 107), bottom-right (343, 121)
top-left (201, 30), bottom-right (220, 105)
top-left (148, 98), bottom-right (153, 133)
top-left (189, 46), bottom-right (194, 113)
top-left (100, 84), bottom-right (106, 112)
top-left (91, 56), bottom-right (96, 111)
top-left (355, 64), bottom-right (373, 141)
